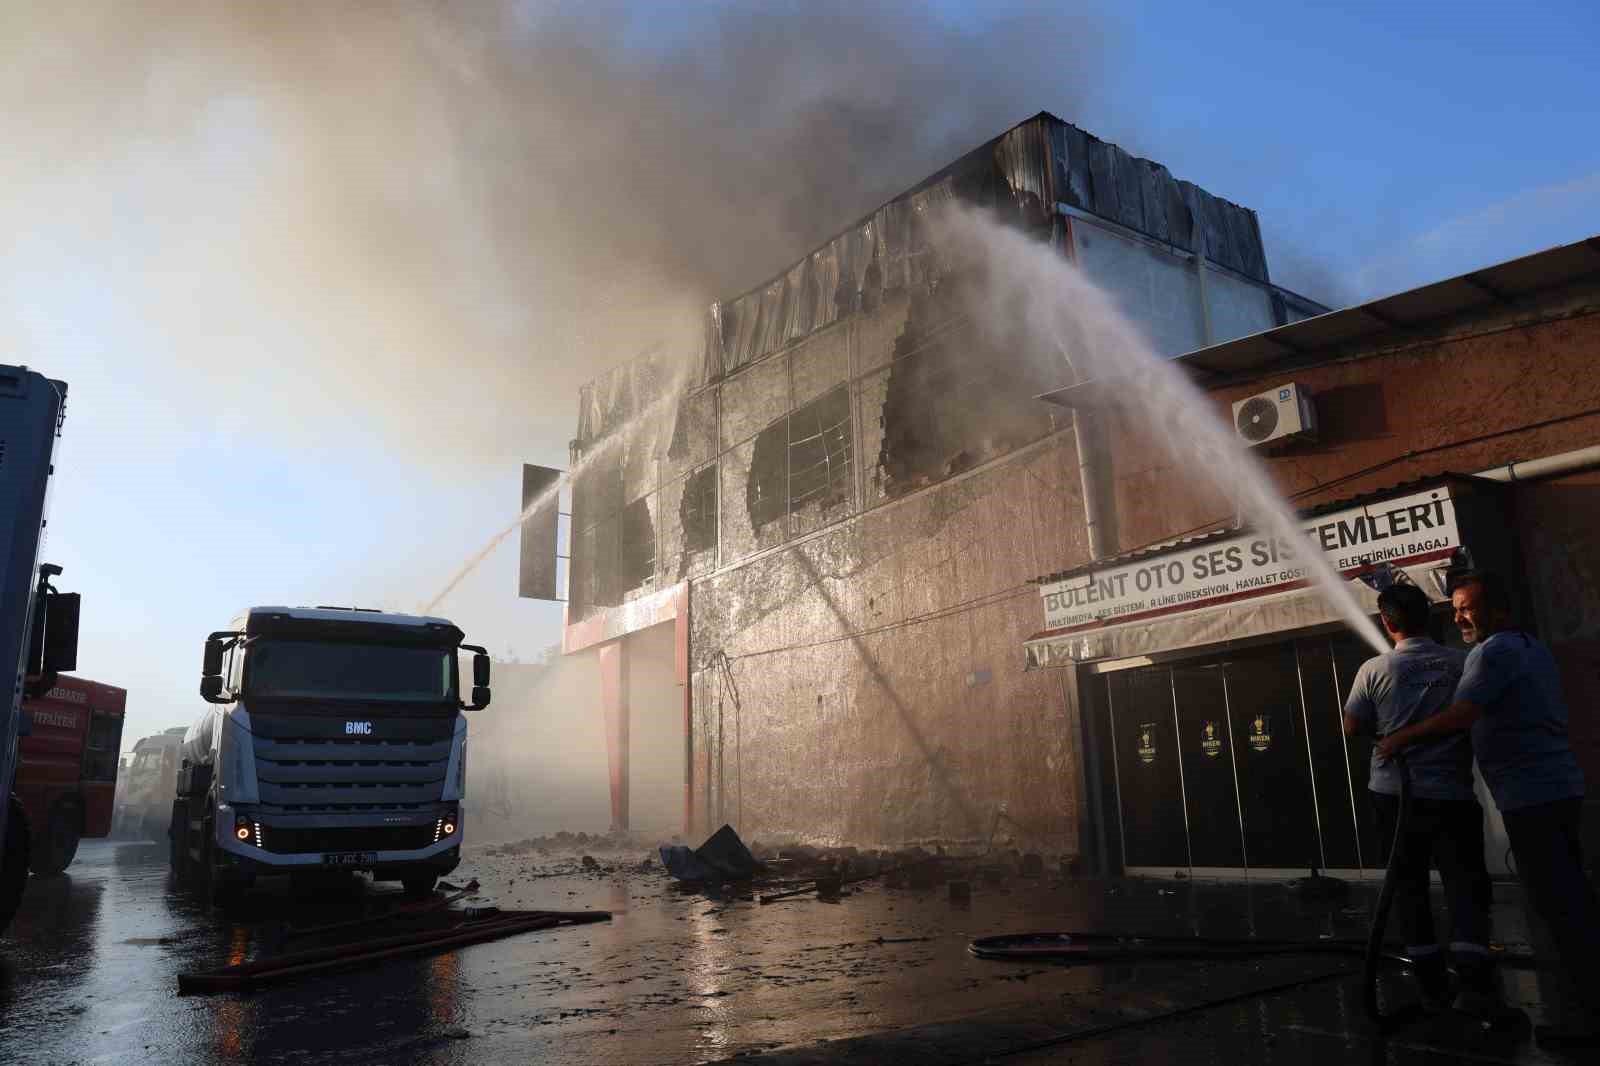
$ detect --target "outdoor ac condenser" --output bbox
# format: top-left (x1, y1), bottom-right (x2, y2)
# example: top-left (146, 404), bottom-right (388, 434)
top-left (1231, 382), bottom-right (1317, 449)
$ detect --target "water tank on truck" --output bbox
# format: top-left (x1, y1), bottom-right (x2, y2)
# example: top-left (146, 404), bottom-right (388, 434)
top-left (169, 606), bottom-right (491, 906)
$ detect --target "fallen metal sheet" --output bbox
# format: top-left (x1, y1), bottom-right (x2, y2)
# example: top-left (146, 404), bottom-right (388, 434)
top-left (177, 908), bottom-right (610, 994)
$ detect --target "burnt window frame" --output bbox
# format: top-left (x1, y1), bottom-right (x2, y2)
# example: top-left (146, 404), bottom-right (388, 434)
top-left (618, 497), bottom-right (656, 592)
top-left (786, 384), bottom-right (854, 516)
top-left (680, 464), bottom-right (718, 557)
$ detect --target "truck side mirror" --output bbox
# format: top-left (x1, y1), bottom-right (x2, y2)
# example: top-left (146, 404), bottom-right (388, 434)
top-left (41, 591), bottom-right (80, 673)
top-left (468, 685), bottom-right (491, 711)
top-left (473, 652), bottom-right (490, 688)
top-left (200, 675), bottom-right (227, 703)
top-left (202, 637), bottom-right (226, 677)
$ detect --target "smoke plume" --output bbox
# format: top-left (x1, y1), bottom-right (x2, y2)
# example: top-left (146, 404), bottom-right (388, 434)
top-left (2, 1), bottom-right (1113, 461)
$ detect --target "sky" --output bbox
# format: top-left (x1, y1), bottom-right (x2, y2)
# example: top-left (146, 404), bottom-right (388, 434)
top-left (3, 0), bottom-right (1597, 751)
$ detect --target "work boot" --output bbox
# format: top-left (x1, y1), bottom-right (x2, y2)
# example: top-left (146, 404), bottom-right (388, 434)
top-left (1412, 951), bottom-right (1452, 1011)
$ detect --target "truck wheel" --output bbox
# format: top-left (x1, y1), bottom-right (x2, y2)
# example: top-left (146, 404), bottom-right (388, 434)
top-left (402, 875), bottom-right (437, 898)
top-left (0, 794), bottom-right (32, 933)
top-left (168, 804), bottom-right (186, 883)
top-left (29, 801), bottom-right (81, 876)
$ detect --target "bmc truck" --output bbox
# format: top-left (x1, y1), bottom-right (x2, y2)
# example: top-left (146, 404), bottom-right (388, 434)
top-left (1, 363), bottom-right (81, 933)
top-left (169, 606), bottom-right (490, 904)
top-left (112, 727), bottom-right (185, 840)
top-left (16, 677), bottom-right (125, 874)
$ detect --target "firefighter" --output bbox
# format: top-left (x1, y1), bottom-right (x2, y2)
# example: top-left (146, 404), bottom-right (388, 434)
top-left (1344, 582), bottom-right (1493, 1011)
top-left (1377, 570), bottom-right (1598, 1046)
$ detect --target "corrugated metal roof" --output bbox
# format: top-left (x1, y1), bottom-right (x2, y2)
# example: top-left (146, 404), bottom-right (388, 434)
top-left (1176, 235), bottom-right (1600, 383)
top-left (698, 111), bottom-right (1275, 385)
top-left (1029, 472), bottom-right (1490, 586)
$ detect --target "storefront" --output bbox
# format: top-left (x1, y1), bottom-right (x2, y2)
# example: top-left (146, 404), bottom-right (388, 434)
top-left (1026, 475), bottom-right (1523, 879)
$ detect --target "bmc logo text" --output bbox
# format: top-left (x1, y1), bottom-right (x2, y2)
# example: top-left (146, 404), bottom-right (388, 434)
top-left (344, 721), bottom-right (373, 736)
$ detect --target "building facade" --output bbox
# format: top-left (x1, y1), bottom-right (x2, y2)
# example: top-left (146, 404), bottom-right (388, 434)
top-left (548, 111), bottom-right (1600, 875)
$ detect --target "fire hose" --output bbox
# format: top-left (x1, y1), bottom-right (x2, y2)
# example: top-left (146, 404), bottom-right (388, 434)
top-left (968, 752), bottom-right (1502, 1033)
top-left (1360, 751), bottom-right (1424, 1029)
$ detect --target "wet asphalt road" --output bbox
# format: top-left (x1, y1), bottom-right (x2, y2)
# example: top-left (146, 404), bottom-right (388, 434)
top-left (0, 839), bottom-right (1589, 1065)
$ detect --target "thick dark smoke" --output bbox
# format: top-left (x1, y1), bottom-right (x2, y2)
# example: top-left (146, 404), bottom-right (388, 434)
top-left (2, 1), bottom-right (1112, 461)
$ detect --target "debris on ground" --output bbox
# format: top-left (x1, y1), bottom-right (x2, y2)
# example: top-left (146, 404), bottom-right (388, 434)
top-left (660, 824), bottom-right (763, 884)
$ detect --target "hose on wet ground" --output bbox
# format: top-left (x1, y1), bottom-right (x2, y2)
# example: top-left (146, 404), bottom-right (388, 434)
top-left (967, 754), bottom-right (1424, 1032)
top-left (1361, 752), bottom-right (1426, 1030)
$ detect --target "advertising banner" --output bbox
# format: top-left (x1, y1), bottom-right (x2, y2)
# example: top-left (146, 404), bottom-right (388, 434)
top-left (1038, 487), bottom-right (1458, 633)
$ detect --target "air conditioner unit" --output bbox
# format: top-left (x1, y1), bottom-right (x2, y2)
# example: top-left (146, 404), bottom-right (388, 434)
top-left (1232, 382), bottom-right (1317, 449)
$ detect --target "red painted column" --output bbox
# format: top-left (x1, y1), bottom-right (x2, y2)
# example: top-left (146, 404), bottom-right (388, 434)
top-left (675, 583), bottom-right (693, 840)
top-left (599, 640), bottom-right (630, 832)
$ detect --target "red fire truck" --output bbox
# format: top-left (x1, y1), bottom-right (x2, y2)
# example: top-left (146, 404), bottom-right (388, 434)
top-left (16, 677), bottom-right (125, 875)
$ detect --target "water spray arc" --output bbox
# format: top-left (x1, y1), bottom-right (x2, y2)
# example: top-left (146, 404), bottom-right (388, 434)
top-left (422, 361), bottom-right (697, 615)
top-left (938, 207), bottom-right (1387, 656)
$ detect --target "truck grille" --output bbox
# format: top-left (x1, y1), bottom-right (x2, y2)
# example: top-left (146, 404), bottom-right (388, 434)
top-left (249, 714), bottom-right (454, 814)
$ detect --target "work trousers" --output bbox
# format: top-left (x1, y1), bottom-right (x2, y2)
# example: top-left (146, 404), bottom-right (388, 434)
top-left (1501, 797), bottom-right (1600, 1011)
top-left (1371, 793), bottom-right (1492, 955)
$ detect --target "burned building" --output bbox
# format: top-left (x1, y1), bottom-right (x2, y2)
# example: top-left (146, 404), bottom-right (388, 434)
top-left (539, 110), bottom-right (1600, 875)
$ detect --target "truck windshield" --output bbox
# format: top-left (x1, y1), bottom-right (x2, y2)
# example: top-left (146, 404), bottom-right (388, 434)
top-left (246, 641), bottom-right (453, 703)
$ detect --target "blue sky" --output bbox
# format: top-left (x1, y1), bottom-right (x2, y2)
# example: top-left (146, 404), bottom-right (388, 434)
top-left (4, 0), bottom-right (1597, 751)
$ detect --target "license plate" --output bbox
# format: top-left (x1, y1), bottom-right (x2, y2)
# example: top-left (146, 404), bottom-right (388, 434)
top-left (322, 851), bottom-right (376, 866)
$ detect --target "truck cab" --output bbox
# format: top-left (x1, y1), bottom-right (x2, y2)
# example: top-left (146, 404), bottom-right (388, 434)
top-left (170, 606), bottom-right (490, 903)
top-left (113, 727), bottom-right (185, 840)
top-left (16, 677), bottom-right (126, 874)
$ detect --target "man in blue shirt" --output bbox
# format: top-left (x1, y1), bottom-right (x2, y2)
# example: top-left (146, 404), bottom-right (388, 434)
top-left (1378, 571), bottom-right (1598, 1045)
top-left (1344, 583), bottom-right (1489, 1010)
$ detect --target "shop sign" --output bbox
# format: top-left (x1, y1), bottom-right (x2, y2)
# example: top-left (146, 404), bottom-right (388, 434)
top-left (1136, 723), bottom-right (1158, 764)
top-left (1039, 488), bottom-right (1459, 632)
top-left (1200, 720), bottom-right (1223, 757)
top-left (1248, 715), bottom-right (1272, 752)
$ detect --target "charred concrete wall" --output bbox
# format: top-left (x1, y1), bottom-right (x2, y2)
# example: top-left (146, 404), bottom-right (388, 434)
top-left (566, 112), bottom-right (1307, 627)
top-left (564, 111), bottom-right (1324, 853)
top-left (689, 434), bottom-right (1090, 850)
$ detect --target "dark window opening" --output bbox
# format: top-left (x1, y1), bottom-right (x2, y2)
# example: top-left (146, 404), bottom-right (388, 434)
top-left (876, 311), bottom-right (1054, 498)
top-left (680, 466), bottom-right (717, 556)
top-left (788, 385), bottom-right (853, 514)
top-left (619, 497), bottom-right (656, 591)
top-left (747, 421), bottom-right (788, 531)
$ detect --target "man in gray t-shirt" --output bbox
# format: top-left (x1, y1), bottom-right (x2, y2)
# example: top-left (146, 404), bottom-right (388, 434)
top-left (1379, 571), bottom-right (1599, 1045)
top-left (1345, 583), bottom-right (1492, 1010)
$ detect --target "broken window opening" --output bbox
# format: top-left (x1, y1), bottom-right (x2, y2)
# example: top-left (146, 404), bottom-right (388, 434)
top-left (746, 421), bottom-right (788, 531)
top-left (876, 308), bottom-right (1054, 498)
top-left (787, 385), bottom-right (853, 514)
top-left (680, 465), bottom-right (718, 557)
top-left (619, 497), bottom-right (655, 592)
